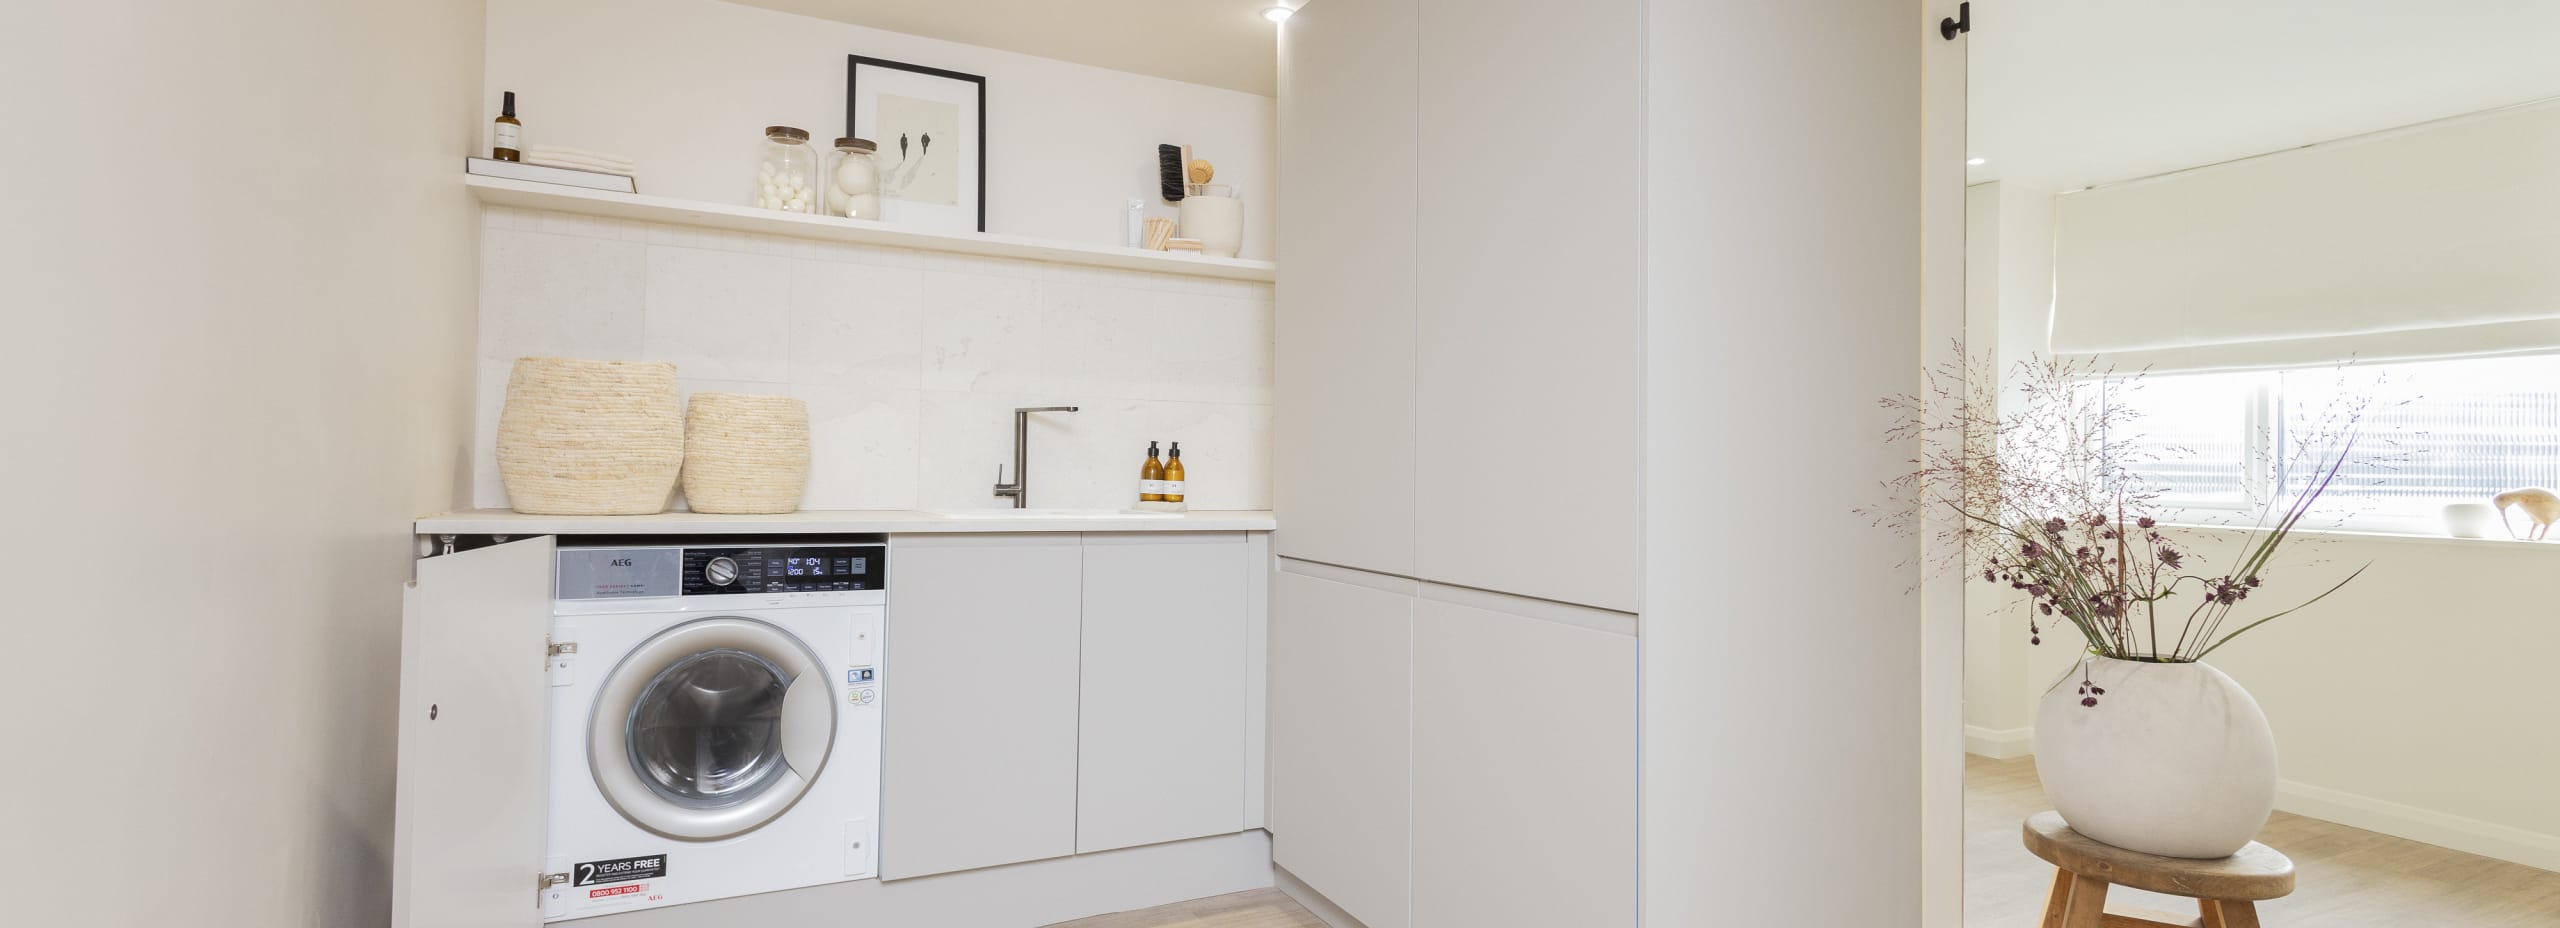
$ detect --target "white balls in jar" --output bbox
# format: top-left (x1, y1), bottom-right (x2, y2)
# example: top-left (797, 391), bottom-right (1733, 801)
top-left (755, 160), bottom-right (813, 212)
top-left (833, 158), bottom-right (879, 196)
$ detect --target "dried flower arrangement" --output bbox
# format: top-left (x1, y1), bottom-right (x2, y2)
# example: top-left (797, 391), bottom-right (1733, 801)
top-left (1873, 353), bottom-right (2373, 706)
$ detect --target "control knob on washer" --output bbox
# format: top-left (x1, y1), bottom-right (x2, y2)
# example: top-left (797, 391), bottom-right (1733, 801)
top-left (705, 556), bottom-right (740, 587)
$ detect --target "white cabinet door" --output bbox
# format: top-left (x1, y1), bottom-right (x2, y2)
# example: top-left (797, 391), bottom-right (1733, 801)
top-left (391, 537), bottom-right (555, 928)
top-left (1274, 0), bottom-right (1421, 577)
top-left (1412, 0), bottom-right (1644, 611)
top-left (1270, 565), bottom-right (1414, 928)
top-left (1410, 597), bottom-right (1636, 928)
top-left (1076, 533), bottom-right (1249, 853)
top-left (880, 534), bottom-right (1083, 880)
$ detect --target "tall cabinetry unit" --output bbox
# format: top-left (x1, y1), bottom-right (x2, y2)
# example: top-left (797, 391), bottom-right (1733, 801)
top-left (1272, 0), bottom-right (1642, 925)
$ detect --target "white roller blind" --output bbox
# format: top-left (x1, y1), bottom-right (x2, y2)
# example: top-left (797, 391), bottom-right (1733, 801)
top-left (2052, 99), bottom-right (2560, 372)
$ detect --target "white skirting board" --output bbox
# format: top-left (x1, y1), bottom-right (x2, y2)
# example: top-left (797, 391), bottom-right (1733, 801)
top-left (1964, 725), bottom-right (2034, 760)
top-left (1967, 741), bottom-right (2560, 872)
top-left (1275, 865), bottom-right (1374, 928)
top-left (2274, 780), bottom-right (2560, 873)
top-left (562, 831), bottom-right (1273, 926)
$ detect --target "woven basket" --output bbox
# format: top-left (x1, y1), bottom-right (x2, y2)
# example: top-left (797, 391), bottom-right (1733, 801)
top-left (495, 357), bottom-right (683, 515)
top-left (682, 392), bottom-right (811, 514)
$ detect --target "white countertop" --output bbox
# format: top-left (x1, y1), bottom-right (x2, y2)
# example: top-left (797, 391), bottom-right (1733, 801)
top-left (414, 509), bottom-right (1277, 535)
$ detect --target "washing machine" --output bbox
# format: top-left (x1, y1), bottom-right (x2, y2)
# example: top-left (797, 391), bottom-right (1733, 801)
top-left (542, 538), bottom-right (885, 921)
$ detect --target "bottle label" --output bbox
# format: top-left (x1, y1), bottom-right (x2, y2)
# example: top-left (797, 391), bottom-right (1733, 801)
top-left (1162, 480), bottom-right (1186, 497)
top-left (494, 122), bottom-right (520, 151)
top-left (1142, 480), bottom-right (1167, 496)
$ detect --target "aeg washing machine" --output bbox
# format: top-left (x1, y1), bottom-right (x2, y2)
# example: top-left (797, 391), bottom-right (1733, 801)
top-left (541, 538), bottom-right (884, 921)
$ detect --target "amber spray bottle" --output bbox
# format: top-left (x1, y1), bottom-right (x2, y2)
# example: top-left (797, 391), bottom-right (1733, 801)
top-left (1141, 441), bottom-right (1166, 502)
top-left (492, 91), bottom-right (522, 162)
top-left (1163, 443), bottom-right (1186, 504)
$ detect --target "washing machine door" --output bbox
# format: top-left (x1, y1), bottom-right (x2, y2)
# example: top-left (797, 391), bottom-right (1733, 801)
top-left (587, 616), bottom-right (837, 841)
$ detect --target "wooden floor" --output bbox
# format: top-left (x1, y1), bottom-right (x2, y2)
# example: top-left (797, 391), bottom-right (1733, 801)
top-left (1968, 754), bottom-right (2560, 927)
top-left (1041, 889), bottom-right (1326, 928)
top-left (1056, 758), bottom-right (2559, 928)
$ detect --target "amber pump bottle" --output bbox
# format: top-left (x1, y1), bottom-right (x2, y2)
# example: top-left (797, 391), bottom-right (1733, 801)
top-left (1163, 443), bottom-right (1186, 503)
top-left (492, 91), bottom-right (522, 162)
top-left (1140, 442), bottom-right (1166, 502)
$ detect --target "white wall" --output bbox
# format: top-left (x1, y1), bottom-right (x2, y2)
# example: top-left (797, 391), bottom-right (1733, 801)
top-left (485, 0), bottom-right (1277, 258)
top-left (1961, 180), bottom-right (2059, 755)
top-left (472, 207), bottom-right (1273, 512)
top-left (1970, 528), bottom-right (2560, 869)
top-left (0, 2), bottom-right (485, 924)
top-left (1963, 182), bottom-right (2560, 871)
top-left (1642, 0), bottom-right (1924, 924)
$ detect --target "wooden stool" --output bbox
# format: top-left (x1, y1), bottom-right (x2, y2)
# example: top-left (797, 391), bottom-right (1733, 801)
top-left (2023, 811), bottom-right (2295, 928)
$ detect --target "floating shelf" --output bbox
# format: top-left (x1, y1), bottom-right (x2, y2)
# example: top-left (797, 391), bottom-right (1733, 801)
top-left (413, 508), bottom-right (1278, 535)
top-left (465, 175), bottom-right (1277, 283)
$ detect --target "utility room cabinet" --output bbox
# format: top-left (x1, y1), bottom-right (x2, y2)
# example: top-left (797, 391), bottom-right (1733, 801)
top-left (1273, 0), bottom-right (1422, 579)
top-left (390, 528), bottom-right (1271, 922)
top-left (1076, 533), bottom-right (1252, 853)
top-left (878, 534), bottom-right (1085, 880)
top-left (1269, 568), bottom-right (1415, 928)
top-left (879, 531), bottom-right (1265, 880)
top-left (1409, 598), bottom-right (1636, 928)
top-left (390, 537), bottom-right (557, 928)
top-left (1278, 0), bottom-right (1642, 613)
top-left (1411, 0), bottom-right (1642, 613)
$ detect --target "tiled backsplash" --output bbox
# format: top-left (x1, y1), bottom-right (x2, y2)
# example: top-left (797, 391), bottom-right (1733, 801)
top-left (473, 206), bottom-right (1274, 511)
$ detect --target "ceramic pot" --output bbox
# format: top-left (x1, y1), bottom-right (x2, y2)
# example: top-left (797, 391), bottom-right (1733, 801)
top-left (2034, 656), bottom-right (2277, 858)
top-left (1177, 184), bottom-right (1244, 258)
top-left (2442, 502), bottom-right (2501, 539)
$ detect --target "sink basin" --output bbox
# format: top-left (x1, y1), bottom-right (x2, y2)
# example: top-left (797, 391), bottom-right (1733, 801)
top-left (927, 508), bottom-right (1183, 520)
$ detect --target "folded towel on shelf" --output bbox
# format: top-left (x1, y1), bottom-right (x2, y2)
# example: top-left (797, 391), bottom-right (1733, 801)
top-left (524, 144), bottom-right (634, 165)
top-left (522, 149), bottom-right (635, 176)
top-left (524, 153), bottom-right (634, 171)
top-left (525, 157), bottom-right (636, 177)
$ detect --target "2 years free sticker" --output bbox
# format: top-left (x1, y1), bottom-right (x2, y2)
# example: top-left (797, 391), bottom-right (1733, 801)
top-left (573, 854), bottom-right (666, 887)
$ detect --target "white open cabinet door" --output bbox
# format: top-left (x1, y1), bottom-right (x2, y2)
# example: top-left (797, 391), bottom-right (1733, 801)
top-left (391, 537), bottom-right (555, 928)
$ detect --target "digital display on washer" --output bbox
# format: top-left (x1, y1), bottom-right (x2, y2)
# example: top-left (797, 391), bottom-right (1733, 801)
top-left (682, 545), bottom-right (883, 594)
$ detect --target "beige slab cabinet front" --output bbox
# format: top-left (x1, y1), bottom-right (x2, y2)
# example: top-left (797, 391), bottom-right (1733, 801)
top-left (1273, 0), bottom-right (1421, 579)
top-left (1076, 532), bottom-right (1251, 853)
top-left (1270, 567), bottom-right (1414, 928)
top-left (1271, 561), bottom-right (1639, 928)
top-left (1279, 0), bottom-right (1642, 613)
top-left (880, 531), bottom-right (1261, 882)
top-left (1411, 0), bottom-right (1644, 613)
top-left (880, 534), bottom-right (1086, 880)
top-left (1410, 598), bottom-right (1637, 928)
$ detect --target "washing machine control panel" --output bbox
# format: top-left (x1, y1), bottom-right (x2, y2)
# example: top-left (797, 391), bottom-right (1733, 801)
top-left (682, 544), bottom-right (884, 594)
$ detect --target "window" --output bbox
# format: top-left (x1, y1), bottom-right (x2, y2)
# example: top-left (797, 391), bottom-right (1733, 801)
top-left (2097, 355), bottom-right (2560, 534)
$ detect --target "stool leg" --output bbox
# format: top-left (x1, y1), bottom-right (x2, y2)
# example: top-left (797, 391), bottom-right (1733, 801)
top-left (2213, 900), bottom-right (2262, 928)
top-left (2200, 900), bottom-right (2228, 928)
top-left (2062, 875), bottom-right (2111, 928)
top-left (2038, 869), bottom-right (2074, 928)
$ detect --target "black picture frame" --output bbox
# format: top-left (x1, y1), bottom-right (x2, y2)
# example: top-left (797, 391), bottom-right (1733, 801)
top-left (847, 55), bottom-right (988, 233)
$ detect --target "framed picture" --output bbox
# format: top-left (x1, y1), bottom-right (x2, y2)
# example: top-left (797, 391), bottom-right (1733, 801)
top-left (846, 55), bottom-right (987, 233)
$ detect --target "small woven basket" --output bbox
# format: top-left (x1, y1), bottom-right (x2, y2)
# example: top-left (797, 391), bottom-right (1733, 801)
top-left (495, 357), bottom-right (683, 515)
top-left (682, 392), bottom-right (811, 514)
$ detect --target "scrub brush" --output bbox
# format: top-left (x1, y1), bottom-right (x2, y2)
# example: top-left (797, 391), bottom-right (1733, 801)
top-left (1158, 143), bottom-right (1187, 202)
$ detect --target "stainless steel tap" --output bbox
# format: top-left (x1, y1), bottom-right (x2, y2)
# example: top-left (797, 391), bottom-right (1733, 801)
top-left (992, 406), bottom-right (1078, 508)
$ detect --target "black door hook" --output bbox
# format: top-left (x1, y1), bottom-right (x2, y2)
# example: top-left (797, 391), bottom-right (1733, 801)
top-left (1941, 2), bottom-right (1971, 40)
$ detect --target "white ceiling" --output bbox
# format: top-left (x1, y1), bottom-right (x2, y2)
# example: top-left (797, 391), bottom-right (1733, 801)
top-left (728, 0), bottom-right (1283, 96)
top-left (1967, 0), bottom-right (2560, 190)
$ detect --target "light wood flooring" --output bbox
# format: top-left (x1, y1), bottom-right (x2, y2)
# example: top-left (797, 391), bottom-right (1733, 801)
top-left (1968, 753), bottom-right (2560, 927)
top-left (1041, 889), bottom-right (1326, 928)
top-left (1051, 757), bottom-right (2559, 928)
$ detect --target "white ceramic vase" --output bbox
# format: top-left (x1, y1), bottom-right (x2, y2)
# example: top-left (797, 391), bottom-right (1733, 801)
top-left (1177, 191), bottom-right (1244, 258)
top-left (2033, 656), bottom-right (2278, 858)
